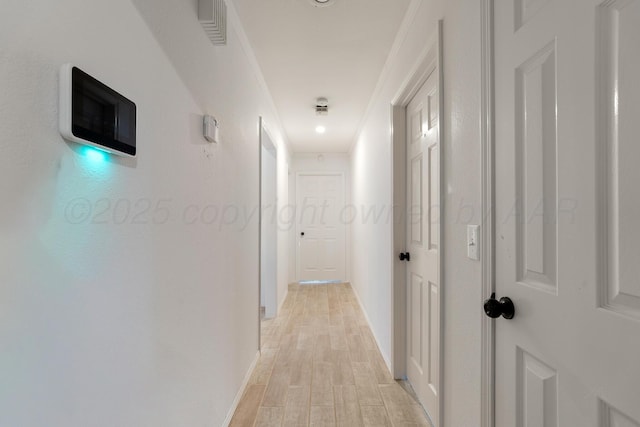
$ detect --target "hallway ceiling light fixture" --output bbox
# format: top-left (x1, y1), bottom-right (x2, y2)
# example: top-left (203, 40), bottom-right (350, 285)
top-left (308, 0), bottom-right (335, 7)
top-left (316, 125), bottom-right (326, 134)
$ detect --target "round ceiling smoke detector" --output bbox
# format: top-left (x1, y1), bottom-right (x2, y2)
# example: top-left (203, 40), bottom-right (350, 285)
top-left (315, 97), bottom-right (329, 115)
top-left (309, 0), bottom-right (335, 7)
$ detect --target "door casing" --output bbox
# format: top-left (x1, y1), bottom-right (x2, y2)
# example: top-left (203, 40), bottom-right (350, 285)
top-left (391, 20), bottom-right (445, 425)
top-left (258, 116), bottom-right (278, 349)
top-left (479, 1), bottom-right (495, 427)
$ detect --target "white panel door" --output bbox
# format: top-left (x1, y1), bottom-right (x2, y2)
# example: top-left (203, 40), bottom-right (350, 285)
top-left (494, 0), bottom-right (640, 425)
top-left (406, 71), bottom-right (441, 426)
top-left (296, 173), bottom-right (346, 281)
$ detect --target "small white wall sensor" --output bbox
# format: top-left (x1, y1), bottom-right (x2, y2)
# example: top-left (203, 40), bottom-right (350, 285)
top-left (203, 115), bottom-right (219, 143)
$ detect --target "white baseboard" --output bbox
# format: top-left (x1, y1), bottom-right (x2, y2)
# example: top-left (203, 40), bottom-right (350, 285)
top-left (348, 282), bottom-right (393, 372)
top-left (277, 287), bottom-right (289, 313)
top-left (222, 350), bottom-right (260, 426)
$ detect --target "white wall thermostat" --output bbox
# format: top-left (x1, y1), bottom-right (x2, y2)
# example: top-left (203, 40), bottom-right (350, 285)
top-left (203, 115), bottom-right (219, 143)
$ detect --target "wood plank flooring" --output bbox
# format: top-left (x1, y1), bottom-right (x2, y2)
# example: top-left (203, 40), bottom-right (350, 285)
top-left (230, 283), bottom-right (432, 427)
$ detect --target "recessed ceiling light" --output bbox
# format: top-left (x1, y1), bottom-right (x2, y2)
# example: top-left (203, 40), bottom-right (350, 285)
top-left (316, 126), bottom-right (326, 134)
top-left (309, 0), bottom-right (335, 7)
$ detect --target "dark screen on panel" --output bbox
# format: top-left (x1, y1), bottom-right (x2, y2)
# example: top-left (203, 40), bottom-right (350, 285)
top-left (71, 67), bottom-right (136, 156)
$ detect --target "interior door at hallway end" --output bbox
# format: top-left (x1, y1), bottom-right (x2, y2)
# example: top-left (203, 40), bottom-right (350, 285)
top-left (405, 69), bottom-right (441, 426)
top-left (494, 0), bottom-right (640, 425)
top-left (296, 173), bottom-right (346, 281)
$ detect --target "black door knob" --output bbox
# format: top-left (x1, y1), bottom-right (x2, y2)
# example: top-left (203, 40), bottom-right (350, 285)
top-left (301, 232), bottom-right (305, 237)
top-left (483, 293), bottom-right (515, 319)
top-left (399, 252), bottom-right (411, 261)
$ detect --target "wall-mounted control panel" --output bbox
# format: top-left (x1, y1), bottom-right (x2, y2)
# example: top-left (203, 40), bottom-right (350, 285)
top-left (59, 64), bottom-right (137, 157)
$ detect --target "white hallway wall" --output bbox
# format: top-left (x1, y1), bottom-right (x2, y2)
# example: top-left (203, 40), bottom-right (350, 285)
top-left (351, 0), bottom-right (483, 426)
top-left (131, 0), bottom-right (292, 317)
top-left (0, 0), bottom-right (289, 425)
top-left (288, 153), bottom-right (351, 283)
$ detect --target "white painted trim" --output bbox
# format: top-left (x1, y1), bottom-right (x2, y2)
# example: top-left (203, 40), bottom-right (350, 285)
top-left (222, 350), bottom-right (260, 427)
top-left (390, 20), bottom-right (444, 426)
top-left (390, 30), bottom-right (439, 374)
top-left (436, 20), bottom-right (445, 427)
top-left (278, 287), bottom-right (289, 312)
top-left (349, 281), bottom-right (392, 371)
top-left (258, 116), bottom-right (262, 352)
top-left (349, 0), bottom-right (423, 155)
top-left (480, 1), bottom-right (495, 427)
top-left (259, 117), bottom-right (280, 345)
top-left (260, 118), bottom-right (277, 154)
top-left (391, 42), bottom-right (438, 106)
top-left (391, 103), bottom-right (407, 379)
top-left (258, 116), bottom-right (264, 351)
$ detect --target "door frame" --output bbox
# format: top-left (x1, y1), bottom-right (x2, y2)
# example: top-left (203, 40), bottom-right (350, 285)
top-left (294, 171), bottom-right (346, 282)
top-left (390, 19), bottom-right (444, 423)
top-left (480, 1), bottom-right (495, 427)
top-left (258, 116), bottom-right (278, 350)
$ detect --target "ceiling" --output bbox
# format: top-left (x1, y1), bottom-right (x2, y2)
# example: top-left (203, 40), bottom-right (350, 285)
top-left (231, 0), bottom-right (412, 153)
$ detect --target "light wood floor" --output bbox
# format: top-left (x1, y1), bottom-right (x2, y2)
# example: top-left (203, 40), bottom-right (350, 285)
top-left (230, 283), bottom-right (432, 427)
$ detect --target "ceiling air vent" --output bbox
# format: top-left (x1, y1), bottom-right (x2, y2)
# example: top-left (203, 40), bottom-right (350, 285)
top-left (198, 0), bottom-right (227, 46)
